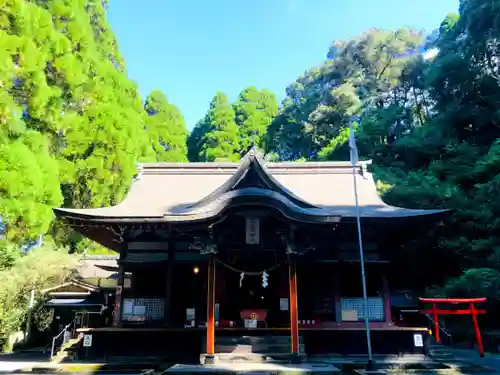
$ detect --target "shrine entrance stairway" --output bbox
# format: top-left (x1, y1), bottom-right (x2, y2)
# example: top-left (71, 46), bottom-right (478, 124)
top-left (201, 334), bottom-right (306, 362)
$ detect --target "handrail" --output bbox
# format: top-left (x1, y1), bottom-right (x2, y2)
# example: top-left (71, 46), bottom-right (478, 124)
top-left (425, 314), bottom-right (453, 346)
top-left (50, 317), bottom-right (77, 361)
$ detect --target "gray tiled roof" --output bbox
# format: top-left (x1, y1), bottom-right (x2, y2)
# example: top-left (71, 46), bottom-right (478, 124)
top-left (77, 257), bottom-right (118, 278)
top-left (54, 151), bottom-right (448, 221)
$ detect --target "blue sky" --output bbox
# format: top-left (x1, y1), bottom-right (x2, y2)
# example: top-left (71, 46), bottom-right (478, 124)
top-left (107, 0), bottom-right (459, 130)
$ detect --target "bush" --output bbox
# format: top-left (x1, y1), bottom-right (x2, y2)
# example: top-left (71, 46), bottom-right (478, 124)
top-left (0, 243), bottom-right (78, 351)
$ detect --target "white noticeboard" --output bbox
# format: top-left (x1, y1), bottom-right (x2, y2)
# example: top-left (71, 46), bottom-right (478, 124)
top-left (83, 334), bottom-right (92, 347)
top-left (413, 333), bottom-right (423, 347)
top-left (342, 309), bottom-right (358, 322)
top-left (280, 298), bottom-right (289, 311)
top-left (123, 299), bottom-right (134, 315)
top-left (133, 305), bottom-right (146, 316)
top-left (186, 308), bottom-right (196, 320)
top-left (244, 319), bottom-right (257, 328)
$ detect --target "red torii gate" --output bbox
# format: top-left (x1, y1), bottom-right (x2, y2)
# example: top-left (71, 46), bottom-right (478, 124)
top-left (419, 297), bottom-right (487, 357)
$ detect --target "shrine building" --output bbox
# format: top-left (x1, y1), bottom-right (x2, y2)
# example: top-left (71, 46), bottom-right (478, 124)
top-left (54, 150), bottom-right (447, 362)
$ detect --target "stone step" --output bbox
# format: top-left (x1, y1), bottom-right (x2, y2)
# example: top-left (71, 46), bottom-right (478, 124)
top-left (52, 338), bottom-right (81, 363)
top-left (215, 335), bottom-right (304, 345)
top-left (429, 347), bottom-right (452, 354)
top-left (215, 344), bottom-right (306, 354)
top-left (428, 346), bottom-right (454, 360)
top-left (431, 350), bottom-right (453, 355)
top-left (202, 335), bottom-right (307, 360)
top-left (200, 352), bottom-right (307, 363)
top-left (178, 362), bottom-right (338, 374)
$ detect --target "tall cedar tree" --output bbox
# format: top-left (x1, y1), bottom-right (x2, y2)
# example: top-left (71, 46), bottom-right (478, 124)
top-left (233, 87), bottom-right (278, 155)
top-left (0, 0), bottom-right (156, 253)
top-left (197, 92), bottom-right (240, 162)
top-left (144, 90), bottom-right (188, 162)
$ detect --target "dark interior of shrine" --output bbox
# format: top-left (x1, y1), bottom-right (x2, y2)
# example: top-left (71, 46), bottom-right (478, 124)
top-left (122, 257), bottom-right (393, 329)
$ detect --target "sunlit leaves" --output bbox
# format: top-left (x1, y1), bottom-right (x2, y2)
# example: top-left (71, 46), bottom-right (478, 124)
top-left (233, 87), bottom-right (278, 155)
top-left (144, 90), bottom-right (188, 162)
top-left (191, 92), bottom-right (240, 162)
top-left (0, 0), bottom-right (161, 254)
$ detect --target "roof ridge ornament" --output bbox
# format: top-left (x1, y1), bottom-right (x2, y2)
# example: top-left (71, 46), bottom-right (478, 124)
top-left (244, 147), bottom-right (265, 164)
top-left (182, 149), bottom-right (321, 211)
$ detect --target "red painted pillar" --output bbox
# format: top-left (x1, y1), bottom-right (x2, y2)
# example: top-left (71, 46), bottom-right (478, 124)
top-left (382, 273), bottom-right (392, 325)
top-left (289, 262), bottom-right (300, 363)
top-left (205, 258), bottom-right (216, 364)
top-left (470, 303), bottom-right (484, 357)
top-left (215, 262), bottom-right (226, 324)
top-left (432, 303), bottom-right (440, 343)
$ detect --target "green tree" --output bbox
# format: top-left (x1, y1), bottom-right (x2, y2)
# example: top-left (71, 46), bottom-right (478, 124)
top-left (233, 87), bottom-right (278, 155)
top-left (0, 0), bottom-right (160, 254)
top-left (0, 242), bottom-right (78, 351)
top-left (198, 92), bottom-right (240, 162)
top-left (266, 4), bottom-right (500, 298)
top-left (187, 119), bottom-right (210, 162)
top-left (0, 131), bottom-right (62, 245)
top-left (266, 28), bottom-right (424, 161)
top-left (144, 90), bottom-right (188, 162)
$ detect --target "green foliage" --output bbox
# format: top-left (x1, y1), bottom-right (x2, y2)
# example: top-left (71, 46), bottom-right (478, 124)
top-left (233, 87), bottom-right (278, 155)
top-left (144, 90), bottom-right (188, 162)
top-left (191, 92), bottom-right (240, 162)
top-left (3, 0), bottom-right (500, 311)
top-left (0, 131), bottom-right (63, 243)
top-left (427, 268), bottom-right (500, 299)
top-left (266, 28), bottom-right (425, 161)
top-left (262, 1), bottom-right (500, 295)
top-left (0, 0), bottom-right (191, 255)
top-left (0, 242), bottom-right (78, 350)
top-left (188, 88), bottom-right (278, 162)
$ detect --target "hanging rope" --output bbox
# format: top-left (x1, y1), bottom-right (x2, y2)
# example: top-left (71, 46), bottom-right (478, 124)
top-left (214, 257), bottom-right (281, 276)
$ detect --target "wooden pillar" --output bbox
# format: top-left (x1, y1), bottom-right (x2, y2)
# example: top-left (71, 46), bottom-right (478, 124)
top-left (215, 263), bottom-right (227, 325)
top-left (470, 303), bottom-right (484, 357)
top-left (432, 303), bottom-right (440, 343)
top-left (164, 261), bottom-right (173, 325)
top-left (381, 272), bottom-right (392, 325)
top-left (204, 258), bottom-right (216, 364)
top-left (288, 261), bottom-right (300, 363)
top-left (112, 264), bottom-right (124, 327)
top-left (333, 266), bottom-right (342, 323)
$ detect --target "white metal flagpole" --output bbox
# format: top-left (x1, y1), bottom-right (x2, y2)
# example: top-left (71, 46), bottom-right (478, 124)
top-left (349, 123), bottom-right (373, 367)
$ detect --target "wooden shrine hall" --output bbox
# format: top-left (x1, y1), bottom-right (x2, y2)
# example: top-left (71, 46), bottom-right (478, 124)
top-left (54, 150), bottom-right (448, 363)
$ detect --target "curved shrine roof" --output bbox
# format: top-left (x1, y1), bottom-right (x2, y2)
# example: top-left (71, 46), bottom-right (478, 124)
top-left (54, 151), bottom-right (448, 223)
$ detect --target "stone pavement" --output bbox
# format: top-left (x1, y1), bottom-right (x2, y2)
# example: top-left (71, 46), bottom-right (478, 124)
top-left (0, 361), bottom-right (39, 374)
top-left (0, 351), bottom-right (49, 374)
top-left (451, 348), bottom-right (500, 371)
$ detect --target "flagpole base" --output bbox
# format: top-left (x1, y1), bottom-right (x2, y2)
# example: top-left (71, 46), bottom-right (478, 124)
top-left (365, 359), bottom-right (374, 371)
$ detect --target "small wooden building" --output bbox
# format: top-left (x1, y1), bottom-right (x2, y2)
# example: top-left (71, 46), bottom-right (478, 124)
top-left (43, 279), bottom-right (105, 336)
top-left (42, 257), bottom-right (123, 338)
top-left (54, 151), bottom-right (447, 362)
